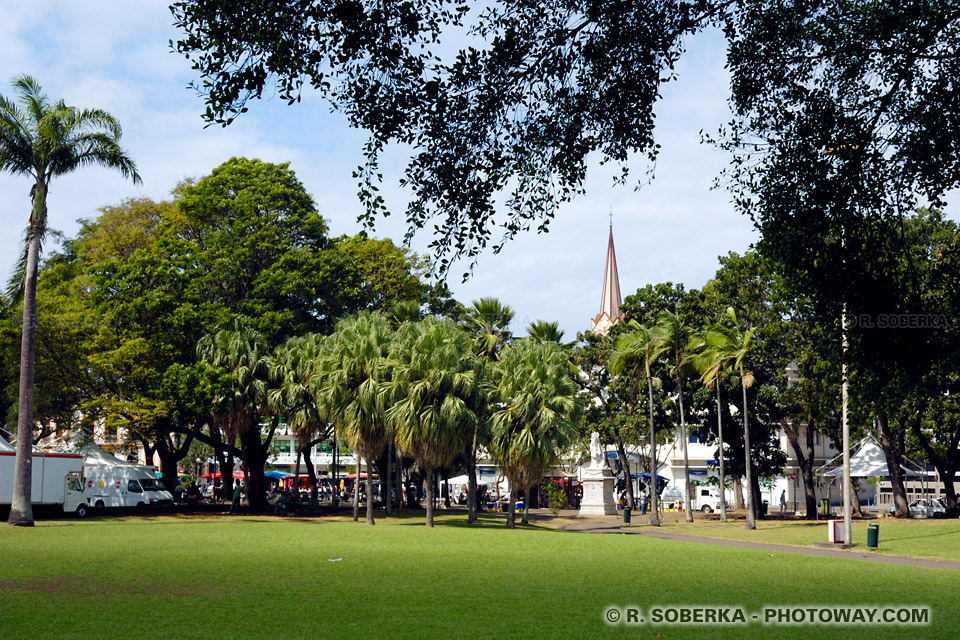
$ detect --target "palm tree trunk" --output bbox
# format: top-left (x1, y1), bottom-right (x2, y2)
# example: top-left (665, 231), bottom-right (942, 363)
top-left (467, 429), bottom-right (478, 524)
top-left (425, 468), bottom-right (435, 527)
top-left (385, 443), bottom-right (392, 515)
top-left (716, 382), bottom-right (727, 523)
top-left (365, 458), bottom-right (375, 525)
top-left (395, 451), bottom-right (403, 510)
top-left (7, 218), bottom-right (42, 527)
top-left (677, 374), bottom-right (692, 523)
top-left (742, 383), bottom-right (755, 530)
top-left (294, 449), bottom-right (302, 497)
top-left (331, 432), bottom-right (339, 508)
top-left (646, 365), bottom-right (659, 526)
top-left (506, 486), bottom-right (516, 529)
top-left (352, 456), bottom-right (360, 522)
top-left (303, 447), bottom-right (319, 507)
top-left (522, 486), bottom-right (529, 524)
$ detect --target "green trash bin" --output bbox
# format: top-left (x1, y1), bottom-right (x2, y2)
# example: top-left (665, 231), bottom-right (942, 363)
top-left (867, 523), bottom-right (879, 548)
top-left (623, 507), bottom-right (631, 524)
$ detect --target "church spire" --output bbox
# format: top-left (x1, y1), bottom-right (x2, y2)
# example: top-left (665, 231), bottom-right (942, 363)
top-left (590, 215), bottom-right (624, 336)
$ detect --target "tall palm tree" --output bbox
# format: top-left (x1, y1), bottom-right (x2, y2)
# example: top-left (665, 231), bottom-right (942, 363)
top-left (270, 333), bottom-right (327, 505)
top-left (526, 319), bottom-right (566, 345)
top-left (610, 320), bottom-right (670, 526)
top-left (381, 318), bottom-right (480, 527)
top-left (197, 320), bottom-right (274, 509)
top-left (466, 297), bottom-right (514, 361)
top-left (312, 311), bottom-right (393, 525)
top-left (463, 297), bottom-right (514, 523)
top-left (2, 76), bottom-right (140, 526)
top-left (658, 310), bottom-right (694, 522)
top-left (489, 339), bottom-right (581, 529)
top-left (697, 308), bottom-right (758, 530)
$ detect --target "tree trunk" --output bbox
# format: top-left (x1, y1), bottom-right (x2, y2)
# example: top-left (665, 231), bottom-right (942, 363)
top-left (443, 468), bottom-right (451, 508)
top-left (467, 429), bottom-right (478, 523)
top-left (733, 478), bottom-right (745, 510)
top-left (294, 449), bottom-right (302, 497)
top-left (331, 431), bottom-right (339, 508)
top-left (425, 468), bottom-right (435, 527)
top-left (677, 374), bottom-right (692, 523)
top-left (522, 486), bottom-right (529, 524)
top-left (239, 422), bottom-right (272, 512)
top-left (645, 367), bottom-right (659, 526)
top-left (783, 416), bottom-right (818, 519)
top-left (396, 452), bottom-right (403, 511)
top-left (742, 383), bottom-right (755, 530)
top-left (303, 447), bottom-right (319, 507)
top-left (613, 428), bottom-right (635, 512)
top-left (506, 485), bottom-right (516, 529)
top-left (385, 443), bottom-right (392, 515)
top-left (365, 458), bottom-right (375, 525)
top-left (716, 382), bottom-right (727, 523)
top-left (353, 457), bottom-right (360, 521)
top-left (8, 210), bottom-right (44, 527)
top-left (876, 409), bottom-right (910, 517)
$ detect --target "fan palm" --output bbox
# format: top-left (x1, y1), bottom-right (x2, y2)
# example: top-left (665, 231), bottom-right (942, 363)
top-left (658, 310), bottom-right (694, 522)
top-left (381, 318), bottom-right (480, 527)
top-left (525, 319), bottom-right (566, 345)
top-left (696, 308), bottom-right (758, 530)
top-left (197, 320), bottom-right (273, 508)
top-left (463, 297), bottom-right (514, 523)
top-left (312, 311), bottom-right (393, 525)
top-left (489, 339), bottom-right (581, 529)
top-left (2, 75), bottom-right (140, 526)
top-left (610, 320), bottom-right (670, 526)
top-left (270, 333), bottom-right (327, 504)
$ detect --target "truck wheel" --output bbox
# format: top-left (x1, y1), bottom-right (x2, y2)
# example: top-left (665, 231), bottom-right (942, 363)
top-left (701, 505), bottom-right (713, 513)
top-left (76, 504), bottom-right (89, 519)
top-left (95, 500), bottom-right (105, 512)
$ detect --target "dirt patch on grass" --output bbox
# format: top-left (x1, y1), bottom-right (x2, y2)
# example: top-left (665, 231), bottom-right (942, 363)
top-left (0, 574), bottom-right (208, 597)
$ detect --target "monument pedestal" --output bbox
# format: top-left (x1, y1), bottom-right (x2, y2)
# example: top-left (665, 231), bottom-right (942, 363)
top-left (578, 468), bottom-right (616, 516)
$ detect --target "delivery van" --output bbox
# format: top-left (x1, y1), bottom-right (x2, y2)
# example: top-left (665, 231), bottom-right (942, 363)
top-left (0, 447), bottom-right (89, 516)
top-left (692, 486), bottom-right (727, 513)
top-left (83, 464), bottom-right (174, 509)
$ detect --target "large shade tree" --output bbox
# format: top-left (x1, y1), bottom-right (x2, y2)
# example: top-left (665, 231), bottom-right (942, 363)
top-left (382, 317), bottom-right (480, 527)
top-left (1, 75), bottom-right (139, 526)
top-left (313, 311), bottom-right (393, 525)
top-left (489, 339), bottom-right (581, 529)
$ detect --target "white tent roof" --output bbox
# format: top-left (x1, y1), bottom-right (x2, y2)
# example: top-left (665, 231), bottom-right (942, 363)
top-left (0, 435), bottom-right (14, 452)
top-left (820, 439), bottom-right (926, 478)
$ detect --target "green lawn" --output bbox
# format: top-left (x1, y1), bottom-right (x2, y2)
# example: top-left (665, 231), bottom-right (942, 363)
top-left (0, 512), bottom-right (957, 639)
top-left (653, 516), bottom-right (960, 561)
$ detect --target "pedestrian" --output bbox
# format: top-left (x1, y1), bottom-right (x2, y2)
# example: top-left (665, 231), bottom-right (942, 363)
top-left (639, 488), bottom-right (648, 515)
top-left (229, 480), bottom-right (244, 515)
top-left (779, 489), bottom-right (787, 514)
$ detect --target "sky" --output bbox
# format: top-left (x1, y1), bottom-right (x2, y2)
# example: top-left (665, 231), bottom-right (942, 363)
top-left (0, 2), bottom-right (759, 338)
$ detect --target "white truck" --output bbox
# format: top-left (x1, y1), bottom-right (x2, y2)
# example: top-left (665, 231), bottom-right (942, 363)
top-left (692, 485), bottom-right (727, 513)
top-left (0, 440), bottom-right (90, 517)
top-left (82, 464), bottom-right (174, 509)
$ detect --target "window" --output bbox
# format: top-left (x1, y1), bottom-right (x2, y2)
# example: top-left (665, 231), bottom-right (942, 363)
top-left (689, 434), bottom-right (699, 444)
top-left (276, 440), bottom-right (292, 455)
top-left (127, 480), bottom-right (143, 493)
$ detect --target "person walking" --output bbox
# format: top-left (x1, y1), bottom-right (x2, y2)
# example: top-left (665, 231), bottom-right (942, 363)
top-left (639, 487), bottom-right (648, 515)
top-left (779, 489), bottom-right (787, 514)
top-left (230, 481), bottom-right (244, 515)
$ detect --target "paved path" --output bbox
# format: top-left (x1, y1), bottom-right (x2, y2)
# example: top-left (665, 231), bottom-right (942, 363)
top-left (549, 516), bottom-right (960, 571)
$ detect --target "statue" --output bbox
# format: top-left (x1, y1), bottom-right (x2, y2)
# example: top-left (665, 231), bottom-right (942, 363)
top-left (589, 431), bottom-right (604, 468)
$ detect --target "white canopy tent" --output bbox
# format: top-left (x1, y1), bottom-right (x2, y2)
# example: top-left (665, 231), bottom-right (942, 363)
top-left (0, 435), bottom-right (14, 453)
top-left (818, 437), bottom-right (928, 478)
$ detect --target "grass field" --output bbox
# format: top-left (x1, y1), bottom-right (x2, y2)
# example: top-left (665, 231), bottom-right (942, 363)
top-left (652, 515), bottom-right (960, 561)
top-left (1, 512), bottom-right (958, 639)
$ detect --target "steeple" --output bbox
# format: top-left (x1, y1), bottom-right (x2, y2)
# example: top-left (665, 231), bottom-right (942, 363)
top-left (590, 214), bottom-right (624, 336)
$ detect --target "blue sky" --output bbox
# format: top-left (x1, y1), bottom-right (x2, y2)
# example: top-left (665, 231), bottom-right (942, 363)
top-left (0, 2), bottom-right (759, 338)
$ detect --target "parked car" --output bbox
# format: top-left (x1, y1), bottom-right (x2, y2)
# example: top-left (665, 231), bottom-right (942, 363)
top-left (908, 498), bottom-right (947, 518)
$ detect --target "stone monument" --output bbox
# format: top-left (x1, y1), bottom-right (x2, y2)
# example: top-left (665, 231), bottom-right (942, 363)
top-left (578, 431), bottom-right (616, 516)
